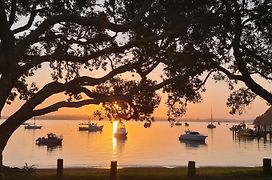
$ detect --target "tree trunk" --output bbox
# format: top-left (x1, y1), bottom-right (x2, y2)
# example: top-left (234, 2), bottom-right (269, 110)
top-left (0, 129), bottom-right (11, 168)
top-left (0, 114), bottom-right (29, 168)
top-left (0, 153), bottom-right (2, 168)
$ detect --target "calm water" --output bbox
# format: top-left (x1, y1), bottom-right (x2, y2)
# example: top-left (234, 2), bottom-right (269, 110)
top-left (2, 120), bottom-right (272, 168)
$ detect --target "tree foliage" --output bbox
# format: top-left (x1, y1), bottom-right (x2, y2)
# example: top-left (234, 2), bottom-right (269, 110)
top-left (0, 0), bottom-right (271, 165)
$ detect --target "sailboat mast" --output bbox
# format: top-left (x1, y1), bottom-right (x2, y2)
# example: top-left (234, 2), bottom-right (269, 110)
top-left (211, 108), bottom-right (213, 123)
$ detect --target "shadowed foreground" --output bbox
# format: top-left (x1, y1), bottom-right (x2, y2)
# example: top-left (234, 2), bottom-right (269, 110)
top-left (0, 167), bottom-right (271, 180)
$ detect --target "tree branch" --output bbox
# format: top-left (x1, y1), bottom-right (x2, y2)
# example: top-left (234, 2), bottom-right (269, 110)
top-left (0, 1), bottom-right (12, 40)
top-left (20, 31), bottom-right (176, 73)
top-left (33, 95), bottom-right (127, 117)
top-left (241, 44), bottom-right (272, 69)
top-left (8, 0), bottom-right (17, 27)
top-left (34, 33), bottom-right (114, 46)
top-left (231, 1), bottom-right (272, 104)
top-left (12, 8), bottom-right (39, 34)
top-left (16, 0), bottom-right (153, 55)
top-left (193, 70), bottom-right (213, 91)
top-left (216, 66), bottom-right (244, 81)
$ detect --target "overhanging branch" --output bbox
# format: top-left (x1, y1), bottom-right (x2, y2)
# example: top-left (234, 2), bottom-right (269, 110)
top-left (16, 0), bottom-right (154, 55)
top-left (216, 66), bottom-right (244, 81)
top-left (33, 95), bottom-right (128, 117)
top-left (20, 31), bottom-right (176, 73)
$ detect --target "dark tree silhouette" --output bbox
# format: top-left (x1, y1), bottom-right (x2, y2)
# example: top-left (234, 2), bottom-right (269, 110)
top-left (0, 0), bottom-right (271, 167)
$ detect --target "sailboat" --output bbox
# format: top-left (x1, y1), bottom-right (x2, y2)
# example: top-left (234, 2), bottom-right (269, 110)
top-left (25, 118), bottom-right (42, 129)
top-left (207, 108), bottom-right (216, 129)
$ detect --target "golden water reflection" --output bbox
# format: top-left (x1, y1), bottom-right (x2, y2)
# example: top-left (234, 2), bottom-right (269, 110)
top-left (112, 121), bottom-right (127, 160)
top-left (3, 120), bottom-right (272, 168)
top-left (112, 121), bottom-right (118, 160)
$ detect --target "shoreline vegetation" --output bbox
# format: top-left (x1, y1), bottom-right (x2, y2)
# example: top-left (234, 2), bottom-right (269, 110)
top-left (2, 166), bottom-right (271, 180)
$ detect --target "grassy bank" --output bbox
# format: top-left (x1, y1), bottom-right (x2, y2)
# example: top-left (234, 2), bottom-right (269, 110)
top-left (1, 166), bottom-right (271, 180)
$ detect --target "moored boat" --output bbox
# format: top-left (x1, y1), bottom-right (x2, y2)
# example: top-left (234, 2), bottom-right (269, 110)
top-left (179, 130), bottom-right (207, 142)
top-left (229, 122), bottom-right (246, 131)
top-left (237, 128), bottom-right (265, 138)
top-left (207, 108), bottom-right (216, 129)
top-left (207, 123), bottom-right (216, 129)
top-left (114, 123), bottom-right (128, 138)
top-left (174, 121), bottom-right (182, 126)
top-left (36, 133), bottom-right (63, 145)
top-left (25, 124), bottom-right (42, 129)
top-left (24, 118), bottom-right (42, 129)
top-left (79, 122), bottom-right (103, 131)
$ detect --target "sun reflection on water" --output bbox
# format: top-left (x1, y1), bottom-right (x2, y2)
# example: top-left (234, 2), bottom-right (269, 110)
top-left (112, 121), bottom-right (118, 160)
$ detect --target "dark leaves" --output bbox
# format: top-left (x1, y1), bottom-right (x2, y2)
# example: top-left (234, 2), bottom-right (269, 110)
top-left (226, 88), bottom-right (256, 115)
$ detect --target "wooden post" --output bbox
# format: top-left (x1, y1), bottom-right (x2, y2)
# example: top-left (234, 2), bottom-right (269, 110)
top-left (110, 161), bottom-right (117, 180)
top-left (263, 158), bottom-right (271, 175)
top-left (57, 158), bottom-right (63, 178)
top-left (188, 161), bottom-right (196, 177)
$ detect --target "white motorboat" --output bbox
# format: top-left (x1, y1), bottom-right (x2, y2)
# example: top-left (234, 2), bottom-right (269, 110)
top-left (179, 130), bottom-right (207, 142)
top-left (114, 123), bottom-right (128, 138)
top-left (79, 122), bottom-right (103, 131)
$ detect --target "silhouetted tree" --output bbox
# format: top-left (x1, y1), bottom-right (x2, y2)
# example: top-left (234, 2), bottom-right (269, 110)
top-left (0, 0), bottom-right (271, 167)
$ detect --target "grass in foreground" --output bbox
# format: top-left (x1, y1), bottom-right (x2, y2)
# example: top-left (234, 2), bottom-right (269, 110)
top-left (1, 167), bottom-right (272, 180)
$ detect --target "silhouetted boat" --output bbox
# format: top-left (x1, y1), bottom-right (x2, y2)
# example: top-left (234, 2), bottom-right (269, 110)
top-left (229, 122), bottom-right (246, 131)
top-left (237, 128), bottom-right (265, 138)
top-left (36, 133), bottom-right (63, 145)
top-left (79, 122), bottom-right (103, 131)
top-left (24, 118), bottom-right (42, 129)
top-left (185, 122), bottom-right (189, 126)
top-left (175, 121), bottom-right (182, 126)
top-left (25, 124), bottom-right (42, 129)
top-left (207, 109), bottom-right (216, 129)
top-left (207, 123), bottom-right (216, 129)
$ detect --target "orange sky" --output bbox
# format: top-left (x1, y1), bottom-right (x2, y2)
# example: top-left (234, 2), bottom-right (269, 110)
top-left (2, 63), bottom-right (269, 120)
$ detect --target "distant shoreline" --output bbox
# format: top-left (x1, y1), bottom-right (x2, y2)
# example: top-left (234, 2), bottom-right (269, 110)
top-left (0, 115), bottom-right (254, 123)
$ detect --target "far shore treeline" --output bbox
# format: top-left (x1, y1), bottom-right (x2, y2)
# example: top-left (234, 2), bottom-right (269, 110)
top-left (0, 114), bottom-right (254, 123)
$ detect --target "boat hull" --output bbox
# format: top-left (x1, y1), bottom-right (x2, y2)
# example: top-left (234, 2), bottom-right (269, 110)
top-left (36, 138), bottom-right (62, 145)
top-left (114, 133), bottom-right (128, 139)
top-left (25, 125), bottom-right (42, 129)
top-left (179, 135), bottom-right (207, 142)
top-left (79, 125), bottom-right (103, 131)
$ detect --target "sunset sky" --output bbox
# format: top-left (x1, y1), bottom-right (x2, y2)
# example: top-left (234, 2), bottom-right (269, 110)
top-left (2, 5), bottom-right (269, 122)
top-left (2, 62), bottom-right (269, 121)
